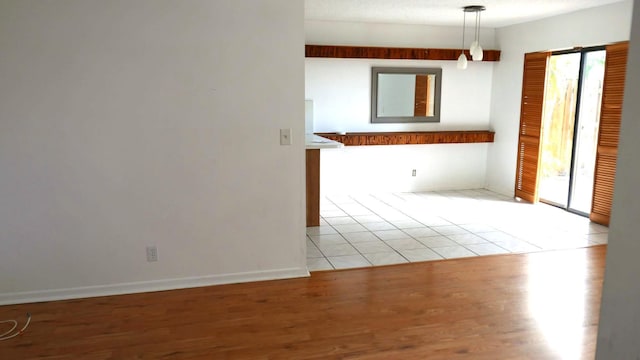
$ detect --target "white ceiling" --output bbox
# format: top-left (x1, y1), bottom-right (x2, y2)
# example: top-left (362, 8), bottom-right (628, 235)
top-left (305, 0), bottom-right (625, 28)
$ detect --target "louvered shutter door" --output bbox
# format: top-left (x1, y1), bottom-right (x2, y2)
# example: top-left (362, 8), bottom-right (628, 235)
top-left (514, 52), bottom-right (550, 203)
top-left (590, 42), bottom-right (629, 225)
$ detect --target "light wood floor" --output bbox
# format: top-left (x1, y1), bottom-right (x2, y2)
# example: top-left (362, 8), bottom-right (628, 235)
top-left (0, 246), bottom-right (606, 359)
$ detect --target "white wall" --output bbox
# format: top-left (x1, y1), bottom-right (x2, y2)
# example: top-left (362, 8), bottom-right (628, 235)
top-left (596, 1), bottom-right (640, 356)
top-left (306, 58), bottom-right (494, 133)
top-left (306, 20), bottom-right (494, 193)
top-left (0, 0), bottom-right (306, 304)
top-left (486, 1), bottom-right (633, 195)
top-left (320, 144), bottom-right (488, 194)
top-left (306, 58), bottom-right (492, 194)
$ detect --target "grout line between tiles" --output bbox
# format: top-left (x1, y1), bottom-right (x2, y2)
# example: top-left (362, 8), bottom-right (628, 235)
top-left (308, 189), bottom-right (607, 271)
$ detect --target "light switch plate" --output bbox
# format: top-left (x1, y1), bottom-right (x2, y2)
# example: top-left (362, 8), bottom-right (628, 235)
top-left (280, 128), bottom-right (292, 145)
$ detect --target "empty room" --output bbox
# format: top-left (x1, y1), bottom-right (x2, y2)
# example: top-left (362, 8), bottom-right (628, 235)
top-left (1, 0), bottom-right (640, 358)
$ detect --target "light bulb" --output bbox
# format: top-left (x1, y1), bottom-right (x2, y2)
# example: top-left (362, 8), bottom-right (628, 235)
top-left (472, 45), bottom-right (484, 61)
top-left (470, 40), bottom-right (478, 54)
top-left (457, 53), bottom-right (468, 70)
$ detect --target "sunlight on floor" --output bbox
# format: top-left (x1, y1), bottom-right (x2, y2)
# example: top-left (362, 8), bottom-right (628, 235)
top-left (527, 250), bottom-right (588, 359)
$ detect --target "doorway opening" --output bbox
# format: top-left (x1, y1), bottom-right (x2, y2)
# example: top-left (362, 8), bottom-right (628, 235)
top-left (538, 48), bottom-right (606, 216)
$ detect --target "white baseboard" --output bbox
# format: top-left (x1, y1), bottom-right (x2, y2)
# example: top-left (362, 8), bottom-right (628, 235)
top-left (0, 267), bottom-right (310, 306)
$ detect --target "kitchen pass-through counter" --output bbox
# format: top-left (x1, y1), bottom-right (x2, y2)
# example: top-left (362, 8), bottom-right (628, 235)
top-left (306, 135), bottom-right (343, 226)
top-left (305, 134), bottom-right (344, 149)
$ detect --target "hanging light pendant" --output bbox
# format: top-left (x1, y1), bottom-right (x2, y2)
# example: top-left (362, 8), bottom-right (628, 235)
top-left (464, 5), bottom-right (486, 62)
top-left (456, 9), bottom-right (467, 69)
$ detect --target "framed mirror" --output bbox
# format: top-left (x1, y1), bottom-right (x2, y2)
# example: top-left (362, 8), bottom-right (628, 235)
top-left (371, 67), bottom-right (442, 123)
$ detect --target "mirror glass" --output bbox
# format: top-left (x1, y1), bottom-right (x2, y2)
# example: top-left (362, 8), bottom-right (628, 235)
top-left (371, 67), bottom-right (442, 123)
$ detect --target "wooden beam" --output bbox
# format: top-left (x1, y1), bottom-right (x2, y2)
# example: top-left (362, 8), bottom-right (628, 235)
top-left (315, 131), bottom-right (495, 146)
top-left (306, 45), bottom-right (501, 62)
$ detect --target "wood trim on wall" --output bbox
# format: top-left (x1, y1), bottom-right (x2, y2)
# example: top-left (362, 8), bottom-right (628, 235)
top-left (315, 131), bottom-right (494, 146)
top-left (306, 45), bottom-right (501, 62)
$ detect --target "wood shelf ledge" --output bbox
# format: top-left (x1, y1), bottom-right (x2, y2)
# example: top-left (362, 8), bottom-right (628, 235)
top-left (306, 45), bottom-right (501, 62)
top-left (315, 131), bottom-right (495, 146)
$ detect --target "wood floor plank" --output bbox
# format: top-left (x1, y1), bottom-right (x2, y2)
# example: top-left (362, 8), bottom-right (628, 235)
top-left (0, 246), bottom-right (606, 359)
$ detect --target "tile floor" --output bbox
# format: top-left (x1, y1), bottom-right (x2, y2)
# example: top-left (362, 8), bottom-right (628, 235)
top-left (306, 189), bottom-right (609, 271)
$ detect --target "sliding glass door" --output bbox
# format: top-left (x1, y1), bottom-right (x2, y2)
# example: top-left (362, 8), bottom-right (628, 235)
top-left (538, 49), bottom-right (606, 215)
top-left (569, 50), bottom-right (606, 214)
top-left (516, 43), bottom-right (627, 225)
top-left (538, 52), bottom-right (580, 208)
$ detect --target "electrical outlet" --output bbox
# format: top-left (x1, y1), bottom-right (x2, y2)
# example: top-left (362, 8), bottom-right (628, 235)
top-left (280, 128), bottom-right (292, 145)
top-left (412, 169), bottom-right (417, 177)
top-left (146, 246), bottom-right (158, 262)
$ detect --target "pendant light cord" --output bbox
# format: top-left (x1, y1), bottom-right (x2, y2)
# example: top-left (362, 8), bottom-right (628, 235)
top-left (461, 11), bottom-right (466, 53)
top-left (477, 11), bottom-right (481, 44)
top-left (474, 10), bottom-right (479, 44)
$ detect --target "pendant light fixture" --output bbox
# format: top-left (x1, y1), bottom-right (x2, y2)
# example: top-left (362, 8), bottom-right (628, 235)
top-left (465, 5), bottom-right (486, 62)
top-left (456, 9), bottom-right (467, 69)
